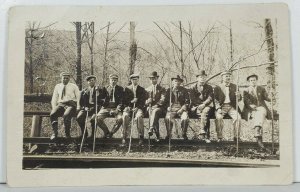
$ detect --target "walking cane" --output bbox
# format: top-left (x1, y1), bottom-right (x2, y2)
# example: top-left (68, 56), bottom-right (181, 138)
top-left (79, 110), bottom-right (89, 153)
top-left (168, 78), bottom-right (172, 154)
top-left (148, 103), bottom-right (152, 152)
top-left (148, 92), bottom-right (153, 152)
top-left (127, 102), bottom-right (136, 153)
top-left (92, 86), bottom-right (99, 153)
top-left (235, 63), bottom-right (241, 155)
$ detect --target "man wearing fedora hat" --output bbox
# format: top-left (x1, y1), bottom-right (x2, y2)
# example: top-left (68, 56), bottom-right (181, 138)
top-left (189, 70), bottom-right (214, 143)
top-left (97, 74), bottom-right (124, 138)
top-left (50, 72), bottom-right (80, 140)
top-left (145, 71), bottom-right (166, 141)
top-left (76, 75), bottom-right (109, 139)
top-left (243, 73), bottom-right (271, 148)
top-left (122, 73), bottom-right (147, 145)
top-left (214, 70), bottom-right (242, 142)
top-left (164, 75), bottom-right (190, 140)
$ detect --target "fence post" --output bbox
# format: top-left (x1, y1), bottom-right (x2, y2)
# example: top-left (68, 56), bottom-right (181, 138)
top-left (29, 115), bottom-right (42, 148)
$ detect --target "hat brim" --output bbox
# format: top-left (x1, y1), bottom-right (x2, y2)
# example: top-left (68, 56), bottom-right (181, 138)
top-left (247, 75), bottom-right (258, 81)
top-left (86, 77), bottom-right (96, 81)
top-left (171, 78), bottom-right (184, 82)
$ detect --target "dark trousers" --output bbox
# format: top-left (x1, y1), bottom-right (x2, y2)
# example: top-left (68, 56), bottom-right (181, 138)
top-left (50, 103), bottom-right (76, 137)
top-left (76, 109), bottom-right (97, 137)
top-left (148, 107), bottom-right (163, 138)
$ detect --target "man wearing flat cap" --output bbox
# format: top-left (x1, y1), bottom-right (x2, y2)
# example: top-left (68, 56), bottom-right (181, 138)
top-left (50, 72), bottom-right (80, 140)
top-left (164, 75), bottom-right (190, 140)
top-left (97, 74), bottom-right (124, 138)
top-left (189, 70), bottom-right (214, 143)
top-left (145, 71), bottom-right (166, 141)
top-left (122, 73), bottom-right (147, 145)
top-left (214, 70), bottom-right (242, 142)
top-left (76, 75), bottom-right (109, 139)
top-left (243, 73), bottom-right (271, 148)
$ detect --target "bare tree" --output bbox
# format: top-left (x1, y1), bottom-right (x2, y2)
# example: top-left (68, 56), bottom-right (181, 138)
top-left (75, 22), bottom-right (82, 89)
top-left (129, 22), bottom-right (137, 77)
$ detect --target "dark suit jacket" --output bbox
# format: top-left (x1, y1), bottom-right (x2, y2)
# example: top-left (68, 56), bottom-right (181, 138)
top-left (243, 85), bottom-right (271, 120)
top-left (214, 83), bottom-right (240, 109)
top-left (123, 84), bottom-right (147, 109)
top-left (79, 85), bottom-right (108, 110)
top-left (164, 86), bottom-right (190, 110)
top-left (103, 84), bottom-right (124, 109)
top-left (189, 83), bottom-right (213, 107)
top-left (145, 84), bottom-right (166, 107)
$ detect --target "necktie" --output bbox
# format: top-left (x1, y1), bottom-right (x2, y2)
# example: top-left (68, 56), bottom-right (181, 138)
top-left (153, 85), bottom-right (156, 97)
top-left (198, 85), bottom-right (203, 92)
top-left (112, 86), bottom-right (115, 102)
top-left (133, 85), bottom-right (137, 98)
top-left (89, 87), bottom-right (94, 104)
top-left (61, 85), bottom-right (66, 99)
top-left (173, 88), bottom-right (178, 104)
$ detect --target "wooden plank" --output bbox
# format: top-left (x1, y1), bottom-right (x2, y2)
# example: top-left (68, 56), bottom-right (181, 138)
top-left (24, 94), bottom-right (52, 103)
top-left (23, 137), bottom-right (279, 148)
top-left (22, 155), bottom-right (280, 168)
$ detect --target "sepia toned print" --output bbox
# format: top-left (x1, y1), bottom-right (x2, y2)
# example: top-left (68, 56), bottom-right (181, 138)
top-left (7, 4), bottom-right (292, 186)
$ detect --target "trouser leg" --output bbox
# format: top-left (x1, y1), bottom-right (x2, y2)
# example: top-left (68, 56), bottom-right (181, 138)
top-left (76, 110), bottom-right (88, 136)
top-left (181, 111), bottom-right (189, 139)
top-left (111, 112), bottom-right (123, 135)
top-left (63, 106), bottom-right (75, 137)
top-left (150, 108), bottom-right (161, 138)
top-left (252, 107), bottom-right (267, 138)
top-left (122, 112), bottom-right (130, 139)
top-left (164, 112), bottom-right (174, 138)
top-left (136, 109), bottom-right (144, 139)
top-left (50, 105), bottom-right (64, 136)
top-left (228, 107), bottom-right (242, 139)
top-left (215, 110), bottom-right (224, 139)
top-left (96, 112), bottom-right (110, 136)
top-left (198, 106), bottom-right (211, 135)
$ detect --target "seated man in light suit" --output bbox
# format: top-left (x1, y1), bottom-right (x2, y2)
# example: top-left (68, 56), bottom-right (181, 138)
top-left (50, 72), bottom-right (80, 140)
top-left (243, 73), bottom-right (271, 148)
top-left (214, 71), bottom-right (242, 142)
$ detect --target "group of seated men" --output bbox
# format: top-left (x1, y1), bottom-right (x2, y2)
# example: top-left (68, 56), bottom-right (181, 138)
top-left (49, 70), bottom-right (271, 147)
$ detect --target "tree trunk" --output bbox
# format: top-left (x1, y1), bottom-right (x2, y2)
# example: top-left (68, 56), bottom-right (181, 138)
top-left (179, 21), bottom-right (184, 78)
top-left (103, 22), bottom-right (110, 86)
top-left (265, 18), bottom-right (276, 99)
top-left (229, 20), bottom-right (234, 64)
top-left (75, 22), bottom-right (82, 90)
top-left (28, 35), bottom-right (34, 93)
top-left (129, 21), bottom-right (137, 78)
top-left (90, 22), bottom-right (94, 75)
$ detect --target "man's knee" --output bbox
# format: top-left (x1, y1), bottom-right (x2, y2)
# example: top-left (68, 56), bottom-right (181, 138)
top-left (181, 112), bottom-right (189, 120)
top-left (215, 112), bottom-right (223, 120)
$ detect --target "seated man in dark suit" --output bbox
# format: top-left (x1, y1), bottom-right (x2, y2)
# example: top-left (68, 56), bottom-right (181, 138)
top-left (189, 70), bottom-right (214, 143)
top-left (97, 74), bottom-right (124, 138)
top-left (145, 71), bottom-right (166, 142)
top-left (76, 75), bottom-right (109, 139)
top-left (122, 74), bottom-right (147, 145)
top-left (164, 75), bottom-right (190, 140)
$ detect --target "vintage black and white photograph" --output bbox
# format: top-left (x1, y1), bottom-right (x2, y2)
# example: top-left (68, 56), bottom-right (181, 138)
top-left (6, 5), bottom-right (293, 186)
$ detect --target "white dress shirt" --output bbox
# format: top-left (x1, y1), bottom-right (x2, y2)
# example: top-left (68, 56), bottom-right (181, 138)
top-left (224, 84), bottom-right (231, 103)
top-left (51, 82), bottom-right (80, 108)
